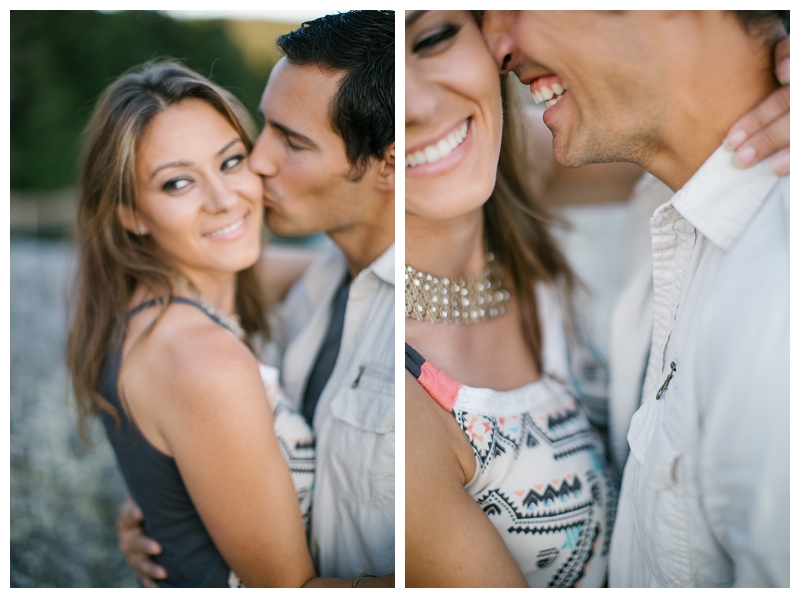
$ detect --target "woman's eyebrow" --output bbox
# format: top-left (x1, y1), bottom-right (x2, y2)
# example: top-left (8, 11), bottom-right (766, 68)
top-left (217, 138), bottom-right (242, 156)
top-left (149, 138), bottom-right (243, 181)
top-left (406, 11), bottom-right (427, 27)
top-left (149, 160), bottom-right (192, 182)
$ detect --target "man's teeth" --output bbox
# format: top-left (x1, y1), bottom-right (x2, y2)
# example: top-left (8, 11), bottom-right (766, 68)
top-left (544, 95), bottom-right (563, 109)
top-left (406, 120), bottom-right (469, 168)
top-left (532, 81), bottom-right (568, 109)
top-left (206, 217), bottom-right (244, 237)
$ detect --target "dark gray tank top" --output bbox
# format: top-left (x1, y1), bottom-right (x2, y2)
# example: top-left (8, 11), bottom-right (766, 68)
top-left (99, 297), bottom-right (234, 587)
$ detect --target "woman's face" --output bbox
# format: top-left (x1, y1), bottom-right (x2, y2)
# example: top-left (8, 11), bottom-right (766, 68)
top-left (129, 99), bottom-right (263, 283)
top-left (405, 11), bottom-right (502, 222)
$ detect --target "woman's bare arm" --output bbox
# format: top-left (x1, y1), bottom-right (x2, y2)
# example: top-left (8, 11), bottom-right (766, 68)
top-left (405, 372), bottom-right (527, 588)
top-left (143, 320), bottom-right (315, 587)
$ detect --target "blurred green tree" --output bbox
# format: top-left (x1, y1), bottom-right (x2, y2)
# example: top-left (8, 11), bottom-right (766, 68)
top-left (11, 10), bottom-right (269, 191)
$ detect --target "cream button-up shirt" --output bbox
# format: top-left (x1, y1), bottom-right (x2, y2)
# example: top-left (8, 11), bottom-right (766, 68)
top-left (608, 147), bottom-right (789, 587)
top-left (273, 243), bottom-right (395, 579)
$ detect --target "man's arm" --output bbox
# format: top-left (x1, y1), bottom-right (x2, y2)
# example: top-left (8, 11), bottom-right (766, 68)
top-left (257, 245), bottom-right (320, 307)
top-left (302, 573), bottom-right (395, 588)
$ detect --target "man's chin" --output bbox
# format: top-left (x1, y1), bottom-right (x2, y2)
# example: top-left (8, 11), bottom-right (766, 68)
top-left (551, 133), bottom-right (594, 169)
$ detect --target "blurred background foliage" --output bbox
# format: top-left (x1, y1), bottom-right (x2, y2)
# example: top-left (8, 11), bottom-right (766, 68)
top-left (11, 10), bottom-right (294, 192)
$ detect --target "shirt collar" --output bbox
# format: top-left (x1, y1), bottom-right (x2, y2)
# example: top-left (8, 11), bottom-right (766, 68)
top-left (670, 144), bottom-right (781, 252)
top-left (363, 243), bottom-right (394, 286)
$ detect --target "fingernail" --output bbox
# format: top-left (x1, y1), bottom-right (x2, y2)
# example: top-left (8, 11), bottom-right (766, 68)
top-left (724, 129), bottom-right (747, 151)
top-left (770, 151), bottom-right (790, 176)
top-left (733, 146), bottom-right (757, 168)
top-left (150, 542), bottom-right (162, 553)
top-left (776, 58), bottom-right (790, 85)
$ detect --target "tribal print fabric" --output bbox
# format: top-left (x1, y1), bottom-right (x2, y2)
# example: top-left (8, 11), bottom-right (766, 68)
top-left (406, 345), bottom-right (616, 587)
top-left (405, 285), bottom-right (617, 587)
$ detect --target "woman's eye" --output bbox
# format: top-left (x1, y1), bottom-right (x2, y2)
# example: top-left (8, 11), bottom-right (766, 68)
top-left (162, 178), bottom-right (190, 192)
top-left (221, 154), bottom-right (245, 170)
top-left (413, 24), bottom-right (461, 54)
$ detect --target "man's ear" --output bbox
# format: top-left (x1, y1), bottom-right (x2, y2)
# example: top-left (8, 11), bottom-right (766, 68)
top-left (375, 142), bottom-right (394, 193)
top-left (116, 203), bottom-right (147, 235)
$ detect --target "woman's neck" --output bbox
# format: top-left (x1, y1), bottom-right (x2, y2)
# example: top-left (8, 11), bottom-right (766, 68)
top-left (405, 208), bottom-right (487, 278)
top-left (178, 269), bottom-right (238, 314)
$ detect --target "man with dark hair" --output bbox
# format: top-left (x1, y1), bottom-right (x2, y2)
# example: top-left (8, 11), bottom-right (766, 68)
top-left (276, 10), bottom-right (394, 182)
top-left (483, 10), bottom-right (789, 587)
top-left (116, 11), bottom-right (395, 587)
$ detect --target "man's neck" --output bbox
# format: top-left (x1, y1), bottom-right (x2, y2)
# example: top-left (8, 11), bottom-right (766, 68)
top-left (643, 20), bottom-right (780, 191)
top-left (330, 199), bottom-right (394, 278)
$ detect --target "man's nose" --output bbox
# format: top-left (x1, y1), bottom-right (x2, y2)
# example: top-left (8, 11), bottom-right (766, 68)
top-left (482, 11), bottom-right (518, 75)
top-left (249, 130), bottom-right (278, 178)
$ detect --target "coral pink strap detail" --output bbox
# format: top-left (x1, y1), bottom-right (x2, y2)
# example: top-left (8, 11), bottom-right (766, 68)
top-left (418, 362), bottom-right (461, 411)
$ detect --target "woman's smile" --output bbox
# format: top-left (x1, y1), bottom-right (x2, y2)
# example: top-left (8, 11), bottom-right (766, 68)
top-left (405, 118), bottom-right (472, 178)
top-left (203, 213), bottom-right (249, 241)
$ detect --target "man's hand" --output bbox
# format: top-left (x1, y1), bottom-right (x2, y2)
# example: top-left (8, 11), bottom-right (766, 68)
top-left (116, 495), bottom-right (167, 587)
top-left (726, 36), bottom-right (790, 175)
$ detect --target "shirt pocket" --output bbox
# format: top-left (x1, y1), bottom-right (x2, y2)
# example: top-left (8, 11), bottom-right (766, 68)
top-left (328, 363), bottom-right (395, 507)
top-left (631, 398), bottom-right (692, 587)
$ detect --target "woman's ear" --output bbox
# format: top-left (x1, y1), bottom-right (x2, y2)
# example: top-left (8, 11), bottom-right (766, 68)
top-left (375, 142), bottom-right (395, 193)
top-left (116, 203), bottom-right (148, 235)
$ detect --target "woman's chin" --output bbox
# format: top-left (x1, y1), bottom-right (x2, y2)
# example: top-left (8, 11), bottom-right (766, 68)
top-left (407, 174), bottom-right (495, 224)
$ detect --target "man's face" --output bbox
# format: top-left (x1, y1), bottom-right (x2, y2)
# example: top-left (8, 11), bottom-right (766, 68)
top-left (482, 11), bottom-right (666, 168)
top-left (250, 58), bottom-right (380, 238)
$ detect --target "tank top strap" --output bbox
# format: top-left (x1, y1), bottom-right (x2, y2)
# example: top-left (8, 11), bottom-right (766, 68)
top-left (405, 343), bottom-right (462, 411)
top-left (125, 296), bottom-right (227, 330)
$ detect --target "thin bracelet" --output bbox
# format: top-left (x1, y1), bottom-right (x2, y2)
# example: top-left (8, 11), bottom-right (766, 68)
top-left (352, 572), bottom-right (377, 587)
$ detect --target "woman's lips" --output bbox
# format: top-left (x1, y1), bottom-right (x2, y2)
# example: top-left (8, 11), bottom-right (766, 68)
top-left (203, 213), bottom-right (248, 241)
top-left (405, 118), bottom-right (472, 178)
top-left (406, 118), bottom-right (470, 168)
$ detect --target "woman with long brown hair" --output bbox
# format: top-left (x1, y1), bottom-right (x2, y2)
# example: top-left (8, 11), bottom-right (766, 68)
top-left (67, 61), bottom-right (316, 587)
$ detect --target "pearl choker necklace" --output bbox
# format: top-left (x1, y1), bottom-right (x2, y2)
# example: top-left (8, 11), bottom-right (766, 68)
top-left (405, 253), bottom-right (510, 325)
top-left (191, 291), bottom-right (246, 341)
top-left (173, 276), bottom-right (246, 340)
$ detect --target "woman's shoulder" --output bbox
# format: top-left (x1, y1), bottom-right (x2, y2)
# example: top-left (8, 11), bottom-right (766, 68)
top-left (127, 299), bottom-right (264, 409)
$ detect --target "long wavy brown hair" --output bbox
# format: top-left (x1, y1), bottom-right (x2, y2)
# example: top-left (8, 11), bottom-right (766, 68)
top-left (483, 74), bottom-right (577, 372)
top-left (67, 61), bottom-right (269, 443)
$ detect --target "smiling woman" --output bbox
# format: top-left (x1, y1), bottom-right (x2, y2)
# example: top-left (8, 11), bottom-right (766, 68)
top-left (66, 61), bottom-right (319, 587)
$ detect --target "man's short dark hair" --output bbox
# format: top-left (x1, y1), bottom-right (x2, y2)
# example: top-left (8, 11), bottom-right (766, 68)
top-left (733, 11), bottom-right (789, 44)
top-left (278, 11), bottom-right (394, 180)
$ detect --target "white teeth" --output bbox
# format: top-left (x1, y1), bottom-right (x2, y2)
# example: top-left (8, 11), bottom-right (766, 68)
top-left (544, 95), bottom-right (563, 110)
top-left (532, 80), bottom-right (568, 106)
top-left (406, 119), bottom-right (469, 168)
top-left (206, 217), bottom-right (244, 237)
